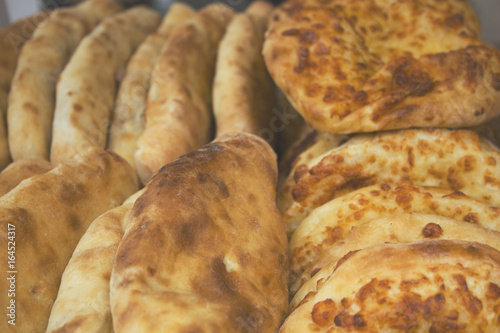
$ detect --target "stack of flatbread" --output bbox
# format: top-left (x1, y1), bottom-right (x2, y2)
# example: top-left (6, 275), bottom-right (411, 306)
top-left (265, 0), bottom-right (500, 331)
top-left (1, 0), bottom-right (291, 332)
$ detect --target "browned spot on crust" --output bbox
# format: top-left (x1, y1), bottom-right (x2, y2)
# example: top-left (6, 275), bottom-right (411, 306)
top-left (311, 299), bottom-right (337, 326)
top-left (486, 283), bottom-right (500, 300)
top-left (463, 213), bottom-right (478, 224)
top-left (422, 223), bottom-right (443, 239)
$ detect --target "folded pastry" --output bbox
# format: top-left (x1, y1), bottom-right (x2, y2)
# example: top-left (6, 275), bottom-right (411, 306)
top-left (46, 190), bottom-right (143, 333)
top-left (213, 1), bottom-right (275, 138)
top-left (289, 183), bottom-right (500, 294)
top-left (111, 133), bottom-right (288, 332)
top-left (264, 0), bottom-right (500, 133)
top-left (279, 129), bottom-right (500, 232)
top-left (108, 3), bottom-right (194, 173)
top-left (0, 11), bottom-right (49, 169)
top-left (134, 3), bottom-right (234, 185)
top-left (0, 159), bottom-right (52, 197)
top-left (291, 213), bottom-right (500, 309)
top-left (7, 0), bottom-right (123, 161)
top-left (50, 6), bottom-right (160, 165)
top-left (0, 148), bottom-right (138, 332)
top-left (281, 240), bottom-right (500, 332)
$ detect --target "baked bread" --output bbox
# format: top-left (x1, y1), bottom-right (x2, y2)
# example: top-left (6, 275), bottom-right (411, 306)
top-left (7, 0), bottom-right (123, 161)
top-left (264, 0), bottom-right (500, 133)
top-left (50, 6), bottom-right (161, 165)
top-left (289, 183), bottom-right (500, 295)
top-left (213, 1), bottom-right (275, 138)
top-left (0, 12), bottom-right (49, 168)
top-left (134, 3), bottom-right (234, 185)
top-left (111, 133), bottom-right (288, 333)
top-left (46, 190), bottom-right (143, 333)
top-left (0, 148), bottom-right (138, 332)
top-left (108, 3), bottom-right (194, 173)
top-left (281, 240), bottom-right (500, 332)
top-left (0, 159), bottom-right (52, 197)
top-left (291, 213), bottom-right (500, 309)
top-left (279, 129), bottom-right (500, 233)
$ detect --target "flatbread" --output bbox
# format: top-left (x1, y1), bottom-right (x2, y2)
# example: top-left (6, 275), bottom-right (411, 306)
top-left (212, 1), bottom-right (275, 138)
top-left (281, 240), bottom-right (500, 332)
top-left (291, 213), bottom-right (500, 309)
top-left (108, 3), bottom-right (194, 173)
top-left (111, 133), bottom-right (288, 333)
top-left (289, 183), bottom-right (500, 294)
top-left (0, 148), bottom-right (138, 332)
top-left (264, 0), bottom-right (500, 133)
top-left (7, 0), bottom-right (123, 161)
top-left (0, 159), bottom-right (52, 197)
top-left (0, 11), bottom-right (50, 169)
top-left (46, 190), bottom-right (143, 333)
top-left (50, 6), bottom-right (160, 165)
top-left (134, 3), bottom-right (234, 185)
top-left (279, 128), bottom-right (500, 233)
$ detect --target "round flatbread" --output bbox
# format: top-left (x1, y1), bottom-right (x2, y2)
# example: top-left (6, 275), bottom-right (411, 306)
top-left (281, 240), bottom-right (500, 332)
top-left (291, 213), bottom-right (500, 309)
top-left (289, 183), bottom-right (500, 294)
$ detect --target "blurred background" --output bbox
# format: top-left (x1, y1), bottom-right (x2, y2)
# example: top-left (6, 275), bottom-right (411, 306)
top-left (1, 0), bottom-right (499, 46)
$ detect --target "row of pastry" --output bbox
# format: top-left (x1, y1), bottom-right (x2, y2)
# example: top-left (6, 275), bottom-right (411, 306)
top-left (1, 0), bottom-right (276, 186)
top-left (268, 0), bottom-right (500, 331)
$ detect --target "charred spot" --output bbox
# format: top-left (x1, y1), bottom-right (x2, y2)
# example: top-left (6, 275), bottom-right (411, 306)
top-left (444, 13), bottom-right (464, 29)
top-left (407, 147), bottom-right (415, 167)
top-left (486, 283), bottom-right (500, 300)
top-left (294, 47), bottom-right (309, 73)
top-left (323, 86), bottom-right (337, 102)
top-left (299, 30), bottom-right (318, 43)
top-left (196, 172), bottom-right (229, 198)
top-left (447, 167), bottom-right (464, 190)
top-left (311, 299), bottom-right (337, 326)
top-left (487, 157), bottom-right (497, 166)
top-left (492, 73), bottom-right (500, 91)
top-left (147, 266), bottom-right (156, 276)
top-left (474, 108), bottom-right (485, 117)
top-left (422, 223), bottom-right (443, 238)
top-left (353, 314), bottom-right (366, 327)
top-left (453, 274), bottom-right (483, 315)
top-left (282, 28), bottom-right (298, 36)
top-left (463, 213), bottom-right (478, 224)
top-left (174, 215), bottom-right (210, 251)
top-left (67, 214), bottom-right (81, 231)
top-left (332, 23), bottom-right (344, 33)
top-left (310, 267), bottom-right (321, 277)
top-left (353, 90), bottom-right (368, 102)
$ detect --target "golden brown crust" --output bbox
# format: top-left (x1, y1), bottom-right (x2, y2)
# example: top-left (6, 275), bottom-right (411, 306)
top-left (7, 0), bottom-right (123, 162)
top-left (111, 133), bottom-right (288, 333)
top-left (279, 129), bottom-right (500, 233)
top-left (0, 148), bottom-right (137, 333)
top-left (134, 4), bottom-right (234, 185)
top-left (50, 6), bottom-right (160, 165)
top-left (0, 159), bottom-right (52, 197)
top-left (108, 3), bottom-right (194, 173)
top-left (291, 213), bottom-right (500, 310)
top-left (264, 0), bottom-right (500, 133)
top-left (46, 190), bottom-right (142, 333)
top-left (213, 1), bottom-right (275, 138)
top-left (0, 11), bottom-right (50, 169)
top-left (289, 183), bottom-right (500, 295)
top-left (281, 240), bottom-right (500, 332)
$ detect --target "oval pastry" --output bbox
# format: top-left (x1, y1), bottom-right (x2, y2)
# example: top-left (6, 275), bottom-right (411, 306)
top-left (264, 0), bottom-right (500, 133)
